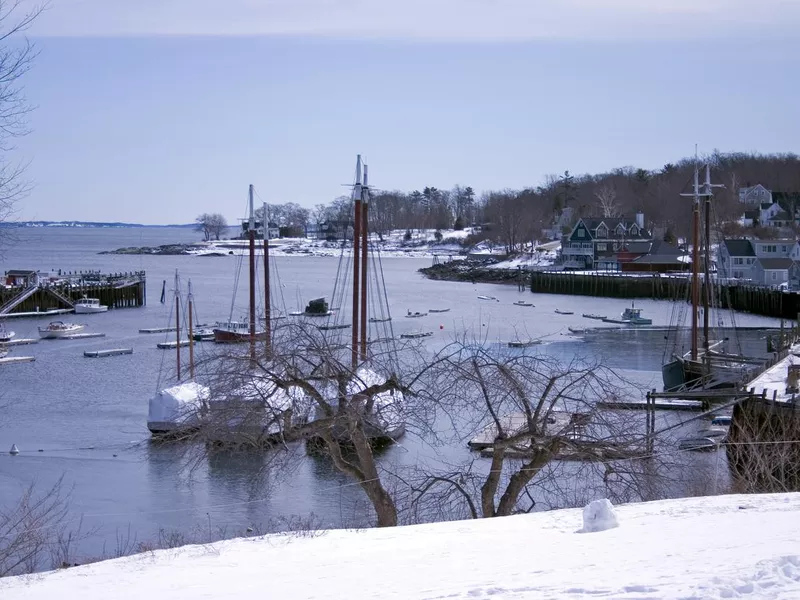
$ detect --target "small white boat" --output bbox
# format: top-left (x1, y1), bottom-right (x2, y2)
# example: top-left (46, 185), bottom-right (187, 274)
top-left (477, 295), bottom-right (498, 301)
top-left (602, 303), bottom-right (652, 325)
top-left (554, 309), bottom-right (574, 315)
top-left (369, 316), bottom-right (392, 322)
top-left (73, 297), bottom-right (108, 314)
top-left (677, 427), bottom-right (727, 451)
top-left (0, 346), bottom-right (8, 359)
top-left (513, 301), bottom-right (534, 307)
top-left (38, 321), bottom-right (85, 339)
top-left (192, 327), bottom-right (216, 341)
top-left (405, 311), bottom-right (427, 318)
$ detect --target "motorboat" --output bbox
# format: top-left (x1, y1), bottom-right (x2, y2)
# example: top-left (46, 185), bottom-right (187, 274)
top-left (73, 297), bottom-right (108, 314)
top-left (602, 303), bottom-right (652, 325)
top-left (513, 301), bottom-right (534, 307)
top-left (477, 295), bottom-right (498, 301)
top-left (405, 310), bottom-right (427, 318)
top-left (38, 321), bottom-right (85, 339)
top-left (554, 309), bottom-right (574, 315)
top-left (213, 320), bottom-right (266, 343)
top-left (192, 327), bottom-right (216, 341)
top-left (677, 427), bottom-right (727, 451)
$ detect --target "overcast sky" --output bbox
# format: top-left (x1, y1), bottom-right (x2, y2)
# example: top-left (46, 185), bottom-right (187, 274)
top-left (10, 0), bottom-right (800, 223)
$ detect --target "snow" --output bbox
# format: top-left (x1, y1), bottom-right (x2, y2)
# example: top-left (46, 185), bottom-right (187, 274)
top-left (4, 493), bottom-right (800, 599)
top-left (745, 344), bottom-right (800, 402)
top-left (147, 382), bottom-right (209, 431)
top-left (580, 499), bottom-right (619, 533)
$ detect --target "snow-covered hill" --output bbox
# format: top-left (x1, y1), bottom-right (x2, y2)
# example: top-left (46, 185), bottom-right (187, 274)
top-left (3, 493), bottom-right (800, 599)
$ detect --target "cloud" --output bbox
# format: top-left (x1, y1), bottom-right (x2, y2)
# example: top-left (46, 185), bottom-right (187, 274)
top-left (30, 0), bottom-right (800, 40)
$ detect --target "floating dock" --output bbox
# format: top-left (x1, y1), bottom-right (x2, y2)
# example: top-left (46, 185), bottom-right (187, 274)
top-left (5, 338), bottom-right (38, 346)
top-left (84, 348), bottom-right (134, 358)
top-left (1, 309), bottom-right (73, 319)
top-left (139, 326), bottom-right (177, 334)
top-left (596, 398), bottom-right (704, 411)
top-left (317, 323), bottom-right (351, 331)
top-left (0, 356), bottom-right (35, 365)
top-left (157, 340), bottom-right (191, 349)
top-left (468, 412), bottom-right (575, 451)
top-left (58, 333), bottom-right (106, 340)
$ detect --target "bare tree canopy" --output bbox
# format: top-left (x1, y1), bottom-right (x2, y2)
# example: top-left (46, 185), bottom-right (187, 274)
top-left (0, 0), bottom-right (46, 250)
top-left (195, 212), bottom-right (228, 241)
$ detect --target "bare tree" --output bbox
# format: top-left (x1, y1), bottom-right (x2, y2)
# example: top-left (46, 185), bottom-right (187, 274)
top-left (594, 182), bottom-right (620, 218)
top-left (196, 321), bottom-right (441, 528)
top-left (195, 212), bottom-right (228, 241)
top-left (0, 0), bottom-right (45, 252)
top-left (407, 341), bottom-right (667, 520)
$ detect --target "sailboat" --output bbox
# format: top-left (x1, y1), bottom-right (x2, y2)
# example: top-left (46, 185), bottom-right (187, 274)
top-left (661, 160), bottom-right (753, 392)
top-left (148, 272), bottom-right (209, 436)
top-left (213, 185), bottom-right (268, 344)
top-left (316, 155), bottom-right (405, 442)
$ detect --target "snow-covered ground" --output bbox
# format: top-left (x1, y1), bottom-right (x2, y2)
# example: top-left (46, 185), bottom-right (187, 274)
top-left (196, 228), bottom-right (474, 259)
top-left (746, 344), bottom-right (800, 402)
top-left (4, 493), bottom-right (800, 599)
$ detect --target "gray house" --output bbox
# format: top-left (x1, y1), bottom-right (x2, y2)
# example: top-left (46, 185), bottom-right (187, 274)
top-left (718, 239), bottom-right (757, 280)
top-left (739, 184), bottom-right (773, 205)
top-left (752, 257), bottom-right (794, 287)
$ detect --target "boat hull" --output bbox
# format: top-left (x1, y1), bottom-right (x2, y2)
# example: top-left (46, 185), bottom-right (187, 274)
top-left (74, 305), bottom-right (108, 314)
top-left (212, 328), bottom-right (267, 344)
top-left (37, 324), bottom-right (85, 339)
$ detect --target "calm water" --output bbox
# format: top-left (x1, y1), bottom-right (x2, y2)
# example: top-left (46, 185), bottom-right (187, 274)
top-left (0, 228), bottom-right (783, 557)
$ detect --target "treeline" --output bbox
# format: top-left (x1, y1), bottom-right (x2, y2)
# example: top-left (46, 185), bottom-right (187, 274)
top-left (257, 152), bottom-right (800, 251)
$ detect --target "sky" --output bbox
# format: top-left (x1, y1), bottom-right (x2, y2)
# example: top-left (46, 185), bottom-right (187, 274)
top-left (6, 0), bottom-right (800, 224)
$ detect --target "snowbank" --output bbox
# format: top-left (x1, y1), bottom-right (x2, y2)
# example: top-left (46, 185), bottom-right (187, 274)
top-left (3, 493), bottom-right (800, 599)
top-left (580, 499), bottom-right (619, 533)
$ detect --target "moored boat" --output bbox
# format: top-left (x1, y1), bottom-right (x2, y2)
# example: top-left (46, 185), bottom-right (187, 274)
top-left (513, 301), bottom-right (534, 307)
top-left (554, 309), bottom-right (574, 315)
top-left (582, 313), bottom-right (606, 320)
top-left (0, 323), bottom-right (14, 343)
top-left (213, 320), bottom-right (266, 343)
top-left (37, 321), bottom-right (85, 339)
top-left (73, 297), bottom-right (108, 314)
top-left (602, 303), bottom-right (652, 325)
top-left (405, 310), bottom-right (427, 318)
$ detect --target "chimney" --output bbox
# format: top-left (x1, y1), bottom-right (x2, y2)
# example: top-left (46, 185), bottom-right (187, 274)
top-left (635, 212), bottom-right (644, 230)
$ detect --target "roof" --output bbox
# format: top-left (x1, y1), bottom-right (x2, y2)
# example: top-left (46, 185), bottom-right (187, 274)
top-left (722, 239), bottom-right (755, 257)
top-left (617, 241), bottom-right (652, 254)
top-left (632, 254), bottom-right (686, 265)
top-left (761, 203), bottom-right (774, 210)
top-left (769, 211), bottom-right (791, 221)
top-left (753, 239), bottom-right (798, 244)
top-left (5, 269), bottom-right (37, 276)
top-left (758, 258), bottom-right (795, 270)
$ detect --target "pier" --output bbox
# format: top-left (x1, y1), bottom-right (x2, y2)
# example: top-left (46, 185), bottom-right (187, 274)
top-left (530, 271), bottom-right (796, 320)
top-left (1, 270), bottom-right (146, 316)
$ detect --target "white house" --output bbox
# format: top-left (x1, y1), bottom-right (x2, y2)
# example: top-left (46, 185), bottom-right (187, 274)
top-left (752, 239), bottom-right (800, 259)
top-left (739, 184), bottom-right (773, 205)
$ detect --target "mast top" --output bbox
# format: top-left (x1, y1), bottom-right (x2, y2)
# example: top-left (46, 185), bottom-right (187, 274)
top-left (248, 184), bottom-right (255, 229)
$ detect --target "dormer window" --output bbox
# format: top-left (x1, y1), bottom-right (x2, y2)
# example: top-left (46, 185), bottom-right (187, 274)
top-left (615, 223), bottom-right (626, 235)
top-left (631, 225), bottom-right (639, 236)
top-left (596, 225), bottom-right (607, 238)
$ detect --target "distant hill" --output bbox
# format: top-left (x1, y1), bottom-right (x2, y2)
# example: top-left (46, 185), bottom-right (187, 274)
top-left (0, 221), bottom-right (197, 228)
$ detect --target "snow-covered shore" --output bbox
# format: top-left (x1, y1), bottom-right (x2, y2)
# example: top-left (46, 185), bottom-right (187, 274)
top-left (4, 493), bottom-right (800, 599)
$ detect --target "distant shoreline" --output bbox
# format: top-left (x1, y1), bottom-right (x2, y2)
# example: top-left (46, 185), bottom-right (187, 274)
top-left (2, 221), bottom-right (197, 228)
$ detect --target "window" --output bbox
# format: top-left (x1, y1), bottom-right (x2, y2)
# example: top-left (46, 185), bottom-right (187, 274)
top-left (631, 226), bottom-right (639, 236)
top-left (577, 228), bottom-right (585, 238)
top-left (783, 246), bottom-right (788, 252)
top-left (772, 272), bottom-right (778, 281)
top-left (596, 226), bottom-right (607, 238)
top-left (583, 243), bottom-right (593, 249)
top-left (597, 243), bottom-right (607, 251)
top-left (734, 257), bottom-right (743, 265)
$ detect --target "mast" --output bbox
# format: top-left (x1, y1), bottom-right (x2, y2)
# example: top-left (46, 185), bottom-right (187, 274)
top-left (174, 270), bottom-right (181, 381)
top-left (263, 201), bottom-right (271, 358)
top-left (351, 155), bottom-right (363, 370)
top-left (188, 279), bottom-right (195, 380)
top-left (682, 159), bottom-right (701, 362)
top-left (248, 184), bottom-right (256, 365)
top-left (359, 162), bottom-right (369, 361)
top-left (703, 165), bottom-right (712, 352)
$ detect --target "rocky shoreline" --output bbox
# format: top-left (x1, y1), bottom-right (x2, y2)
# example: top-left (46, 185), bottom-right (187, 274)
top-left (99, 244), bottom-right (220, 255)
top-left (418, 257), bottom-right (527, 284)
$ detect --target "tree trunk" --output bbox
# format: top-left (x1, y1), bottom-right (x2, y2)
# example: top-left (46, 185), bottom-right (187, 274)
top-left (480, 447), bottom-right (505, 518)
top-left (495, 442), bottom-right (559, 517)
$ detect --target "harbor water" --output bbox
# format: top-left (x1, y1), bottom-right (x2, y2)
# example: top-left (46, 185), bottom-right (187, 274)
top-left (0, 227), bottom-right (784, 558)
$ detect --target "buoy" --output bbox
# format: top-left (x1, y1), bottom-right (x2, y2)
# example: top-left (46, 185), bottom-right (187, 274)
top-left (9, 444), bottom-right (19, 455)
top-left (440, 324), bottom-right (443, 330)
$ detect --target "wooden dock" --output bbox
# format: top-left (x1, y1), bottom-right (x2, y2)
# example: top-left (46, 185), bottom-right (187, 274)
top-left (468, 412), bottom-right (574, 450)
top-left (0, 355), bottom-right (35, 365)
top-left (139, 327), bottom-right (178, 334)
top-left (530, 271), bottom-right (798, 320)
top-left (84, 348), bottom-right (133, 358)
top-left (596, 398), bottom-right (705, 411)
